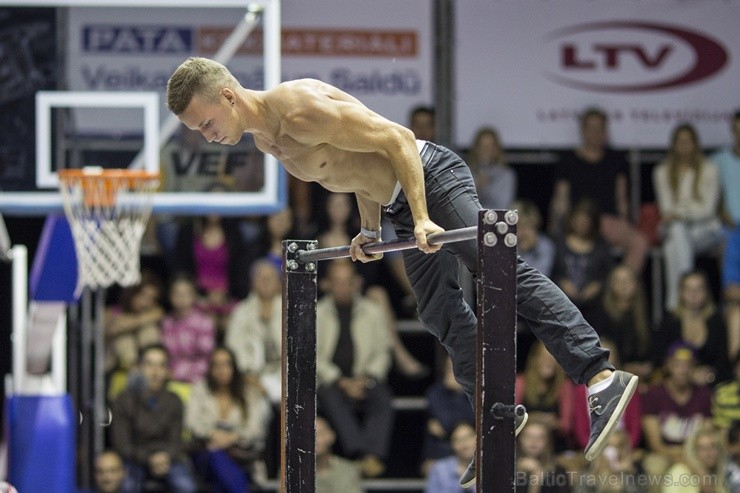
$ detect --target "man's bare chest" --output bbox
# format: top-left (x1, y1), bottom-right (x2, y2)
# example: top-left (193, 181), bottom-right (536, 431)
top-left (253, 133), bottom-right (331, 181)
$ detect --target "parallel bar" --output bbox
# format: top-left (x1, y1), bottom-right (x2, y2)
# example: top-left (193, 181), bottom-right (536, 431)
top-left (476, 209), bottom-right (518, 493)
top-left (281, 240), bottom-right (318, 493)
top-left (296, 226), bottom-right (477, 263)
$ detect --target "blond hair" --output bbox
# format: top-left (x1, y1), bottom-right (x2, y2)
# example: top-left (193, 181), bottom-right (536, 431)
top-left (602, 265), bottom-right (650, 349)
top-left (666, 123), bottom-right (705, 201)
top-left (522, 341), bottom-right (566, 409)
top-left (166, 57), bottom-right (240, 115)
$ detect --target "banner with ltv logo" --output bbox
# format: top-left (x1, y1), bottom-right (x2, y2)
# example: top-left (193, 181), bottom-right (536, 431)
top-left (455, 0), bottom-right (739, 148)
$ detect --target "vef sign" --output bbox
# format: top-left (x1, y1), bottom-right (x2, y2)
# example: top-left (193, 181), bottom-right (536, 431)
top-left (544, 22), bottom-right (729, 93)
top-left (455, 1), bottom-right (740, 147)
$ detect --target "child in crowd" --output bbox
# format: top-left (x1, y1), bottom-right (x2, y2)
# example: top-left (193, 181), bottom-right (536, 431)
top-left (161, 273), bottom-right (215, 384)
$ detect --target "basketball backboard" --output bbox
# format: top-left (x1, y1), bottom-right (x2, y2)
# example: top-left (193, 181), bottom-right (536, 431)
top-left (0, 0), bottom-right (285, 216)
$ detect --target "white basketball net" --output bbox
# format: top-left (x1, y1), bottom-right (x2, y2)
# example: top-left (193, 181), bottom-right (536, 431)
top-left (58, 169), bottom-right (159, 293)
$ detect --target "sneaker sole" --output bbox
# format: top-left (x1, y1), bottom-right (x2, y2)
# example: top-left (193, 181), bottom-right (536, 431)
top-left (584, 374), bottom-right (638, 461)
top-left (460, 412), bottom-right (530, 489)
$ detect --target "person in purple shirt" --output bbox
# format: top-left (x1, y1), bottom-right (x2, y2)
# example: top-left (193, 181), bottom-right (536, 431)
top-left (641, 342), bottom-right (713, 483)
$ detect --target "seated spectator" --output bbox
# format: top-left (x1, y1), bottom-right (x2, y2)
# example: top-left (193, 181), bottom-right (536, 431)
top-left (712, 110), bottom-right (740, 364)
top-left (587, 265), bottom-right (653, 380)
top-left (110, 344), bottom-right (197, 493)
top-left (161, 273), bottom-right (215, 384)
top-left (317, 192), bottom-right (427, 378)
top-left (86, 450), bottom-right (126, 493)
top-left (425, 422), bottom-right (476, 493)
top-left (712, 352), bottom-right (740, 428)
top-left (515, 418), bottom-right (571, 493)
top-left (571, 338), bottom-right (642, 451)
top-left (421, 356), bottom-right (475, 476)
top-left (513, 199), bottom-right (555, 278)
top-left (641, 342), bottom-right (713, 487)
top-left (653, 123), bottom-right (723, 311)
top-left (225, 259), bottom-right (282, 404)
top-left (516, 341), bottom-right (574, 452)
top-left (316, 260), bottom-right (394, 478)
top-left (467, 126), bottom-right (517, 210)
top-left (172, 213), bottom-right (250, 338)
top-left (408, 105), bottom-right (436, 142)
top-left (653, 269), bottom-right (731, 386)
top-left (186, 346), bottom-right (272, 492)
top-left (316, 416), bottom-right (365, 493)
top-left (104, 270), bottom-right (164, 374)
top-left (549, 107), bottom-right (648, 273)
top-left (662, 422), bottom-right (730, 493)
top-left (552, 198), bottom-right (614, 317)
top-left (574, 429), bottom-right (645, 493)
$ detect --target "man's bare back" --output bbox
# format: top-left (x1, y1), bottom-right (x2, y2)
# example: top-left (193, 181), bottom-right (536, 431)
top-left (183, 79), bottom-right (403, 205)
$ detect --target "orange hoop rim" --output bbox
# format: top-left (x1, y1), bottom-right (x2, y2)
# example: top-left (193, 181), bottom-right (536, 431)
top-left (58, 168), bottom-right (159, 183)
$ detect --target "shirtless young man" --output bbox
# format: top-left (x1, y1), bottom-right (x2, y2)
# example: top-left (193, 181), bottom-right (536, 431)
top-left (166, 57), bottom-right (637, 487)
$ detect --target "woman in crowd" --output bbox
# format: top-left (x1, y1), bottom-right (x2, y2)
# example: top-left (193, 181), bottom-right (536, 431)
top-left (653, 269), bottom-right (731, 386)
top-left (467, 126), bottom-right (517, 210)
top-left (516, 418), bottom-right (572, 493)
top-left (172, 212), bottom-right (251, 338)
top-left (552, 198), bottom-right (614, 318)
top-left (587, 265), bottom-right (653, 381)
top-left (186, 346), bottom-right (272, 493)
top-left (653, 123), bottom-right (723, 311)
top-left (662, 422), bottom-right (729, 493)
top-left (516, 341), bottom-right (574, 452)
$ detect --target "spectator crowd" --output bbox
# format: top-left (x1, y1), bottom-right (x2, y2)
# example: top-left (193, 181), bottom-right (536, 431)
top-left (90, 106), bottom-right (740, 493)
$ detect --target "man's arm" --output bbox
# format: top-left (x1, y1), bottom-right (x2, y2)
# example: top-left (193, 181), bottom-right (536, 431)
top-left (355, 193), bottom-right (381, 233)
top-left (351, 193), bottom-right (383, 262)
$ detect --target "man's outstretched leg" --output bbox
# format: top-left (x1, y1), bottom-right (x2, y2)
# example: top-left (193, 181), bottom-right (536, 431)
top-left (384, 142), bottom-right (638, 486)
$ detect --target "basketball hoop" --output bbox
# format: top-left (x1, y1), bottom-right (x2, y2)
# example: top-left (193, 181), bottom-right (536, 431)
top-left (58, 168), bottom-right (159, 293)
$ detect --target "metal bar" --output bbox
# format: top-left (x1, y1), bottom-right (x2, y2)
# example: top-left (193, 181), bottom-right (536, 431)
top-left (93, 288), bottom-right (107, 455)
top-left (296, 226), bottom-right (477, 263)
top-left (476, 209), bottom-right (518, 493)
top-left (281, 240), bottom-right (318, 493)
top-left (80, 287), bottom-right (93, 489)
top-left (11, 245), bottom-right (28, 394)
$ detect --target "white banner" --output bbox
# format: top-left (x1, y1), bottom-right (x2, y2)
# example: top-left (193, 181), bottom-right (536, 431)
top-left (66, 0), bottom-right (432, 132)
top-left (455, 0), bottom-right (739, 148)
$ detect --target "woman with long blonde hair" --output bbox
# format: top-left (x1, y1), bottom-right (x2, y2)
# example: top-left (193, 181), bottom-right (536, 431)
top-left (653, 123), bottom-right (723, 310)
top-left (662, 422), bottom-right (729, 493)
top-left (588, 265), bottom-right (653, 380)
top-left (516, 341), bottom-right (574, 451)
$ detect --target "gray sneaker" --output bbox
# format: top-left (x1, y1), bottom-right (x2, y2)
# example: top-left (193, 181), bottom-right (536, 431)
top-left (584, 370), bottom-right (638, 461)
top-left (459, 411), bottom-right (529, 488)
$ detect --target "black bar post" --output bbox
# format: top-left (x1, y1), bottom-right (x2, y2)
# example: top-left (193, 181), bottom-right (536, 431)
top-left (476, 209), bottom-right (519, 492)
top-left (281, 239), bottom-right (319, 493)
